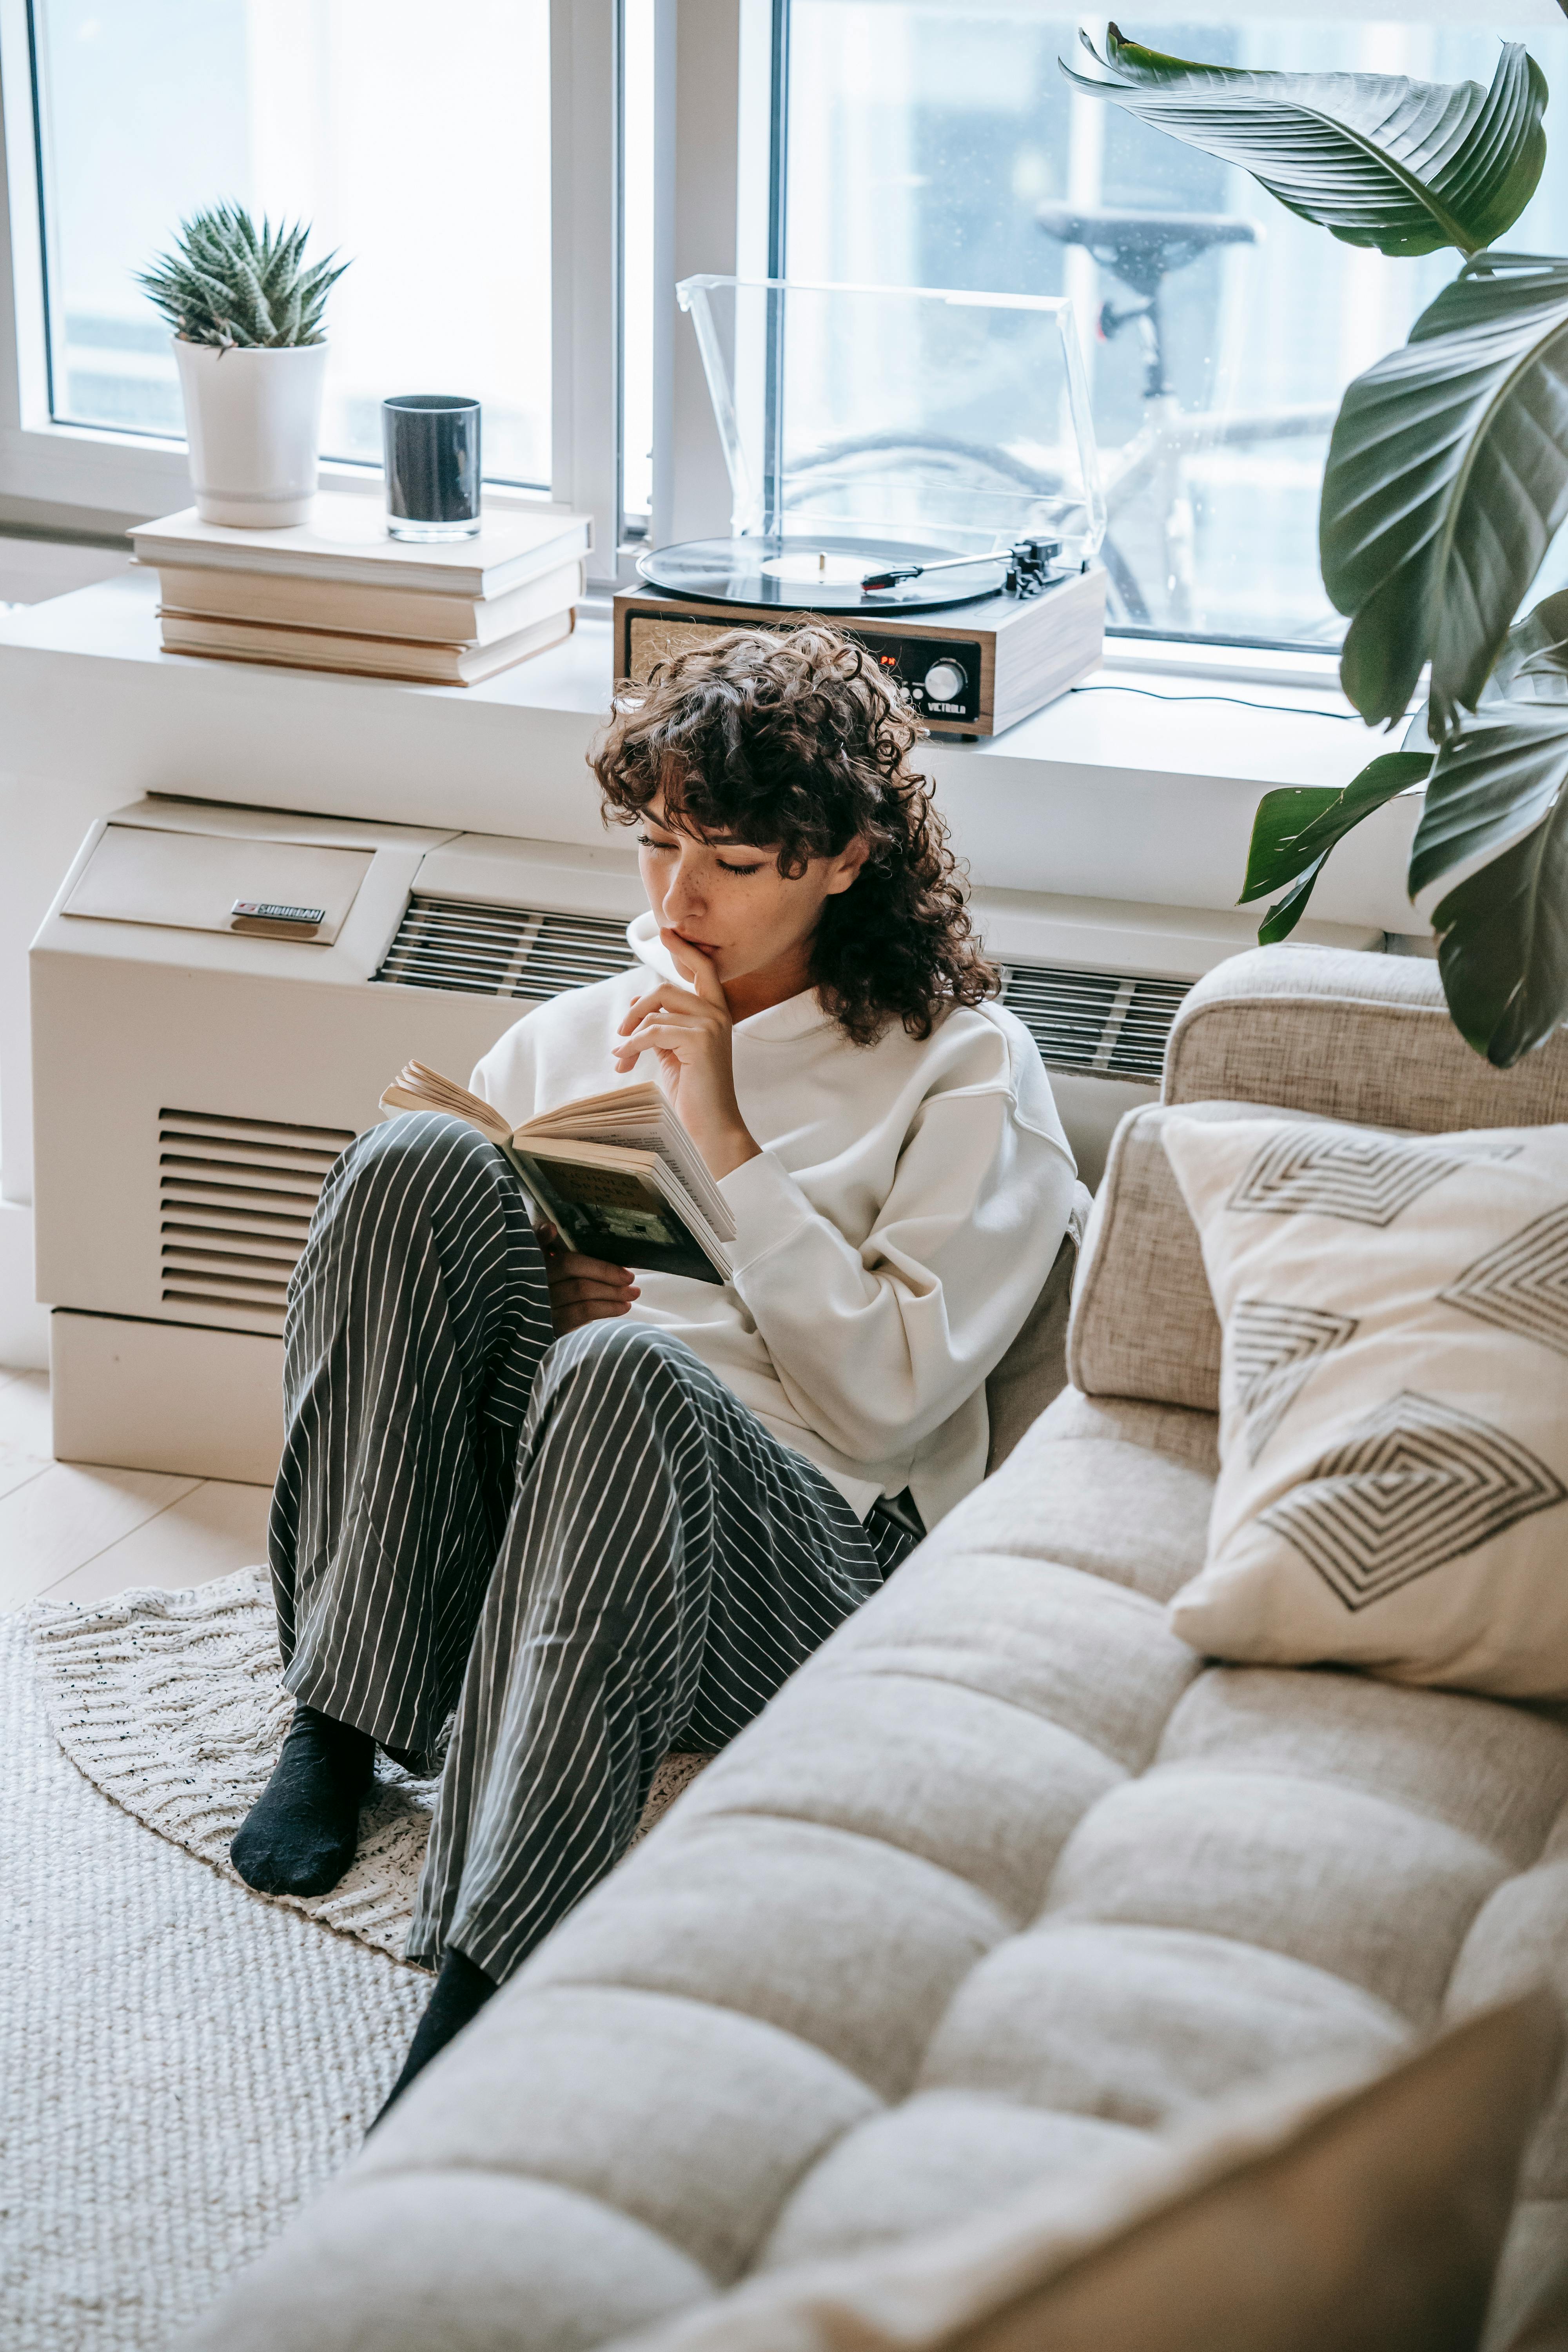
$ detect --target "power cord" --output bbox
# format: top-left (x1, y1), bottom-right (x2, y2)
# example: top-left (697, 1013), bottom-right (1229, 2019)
top-left (1069, 681), bottom-right (1362, 723)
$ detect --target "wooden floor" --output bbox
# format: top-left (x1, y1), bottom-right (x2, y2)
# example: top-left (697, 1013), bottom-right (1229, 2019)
top-left (0, 1365), bottom-right (271, 1615)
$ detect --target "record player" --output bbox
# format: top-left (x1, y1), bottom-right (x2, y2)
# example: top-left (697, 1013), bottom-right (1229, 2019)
top-left (615, 276), bottom-right (1107, 739)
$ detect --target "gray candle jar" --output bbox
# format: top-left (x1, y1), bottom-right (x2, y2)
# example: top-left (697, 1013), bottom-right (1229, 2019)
top-left (382, 394), bottom-right (482, 541)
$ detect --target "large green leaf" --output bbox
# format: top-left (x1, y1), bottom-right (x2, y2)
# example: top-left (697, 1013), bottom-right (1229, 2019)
top-left (1319, 254), bottom-right (1568, 732)
top-left (1400, 673), bottom-right (1568, 1063)
top-left (1060, 29), bottom-right (1546, 259)
top-left (1409, 699), bottom-right (1568, 899)
top-left (1239, 751), bottom-right (1431, 943)
top-left (1433, 786), bottom-right (1568, 1063)
top-left (1486, 585), bottom-right (1568, 705)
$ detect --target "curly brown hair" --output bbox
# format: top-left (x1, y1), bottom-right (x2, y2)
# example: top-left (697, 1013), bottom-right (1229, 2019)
top-left (592, 624), bottom-right (997, 1046)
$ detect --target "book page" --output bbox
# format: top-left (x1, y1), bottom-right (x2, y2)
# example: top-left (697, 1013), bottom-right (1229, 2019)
top-left (381, 1059), bottom-right (512, 1145)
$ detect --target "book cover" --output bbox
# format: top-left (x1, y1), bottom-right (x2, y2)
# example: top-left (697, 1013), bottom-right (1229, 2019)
top-left (510, 1149), bottom-right (725, 1286)
top-left (131, 492), bottom-right (592, 599)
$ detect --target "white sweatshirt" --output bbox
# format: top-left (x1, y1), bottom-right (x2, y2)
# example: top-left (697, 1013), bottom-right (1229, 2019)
top-left (471, 913), bottom-right (1076, 1529)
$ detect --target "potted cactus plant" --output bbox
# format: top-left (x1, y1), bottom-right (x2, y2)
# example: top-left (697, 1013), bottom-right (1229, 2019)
top-left (138, 204), bottom-right (349, 528)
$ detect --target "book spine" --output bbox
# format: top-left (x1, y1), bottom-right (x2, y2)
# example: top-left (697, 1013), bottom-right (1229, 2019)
top-left (151, 556), bottom-right (586, 645)
top-left (159, 620), bottom-right (467, 684)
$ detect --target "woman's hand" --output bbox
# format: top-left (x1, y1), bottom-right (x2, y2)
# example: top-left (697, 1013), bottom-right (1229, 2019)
top-left (535, 1220), bottom-right (639, 1335)
top-left (613, 931), bottom-right (761, 1180)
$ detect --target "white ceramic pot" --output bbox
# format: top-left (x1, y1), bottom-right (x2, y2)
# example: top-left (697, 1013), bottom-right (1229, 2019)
top-left (172, 339), bottom-right (328, 528)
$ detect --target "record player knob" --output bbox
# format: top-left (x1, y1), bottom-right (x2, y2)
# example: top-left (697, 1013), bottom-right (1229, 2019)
top-left (922, 659), bottom-right (967, 704)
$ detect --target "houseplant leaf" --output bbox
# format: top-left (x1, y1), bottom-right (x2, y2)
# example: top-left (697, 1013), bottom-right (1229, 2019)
top-left (136, 205), bottom-right (346, 350)
top-left (1409, 698), bottom-right (1568, 900)
top-left (1240, 751), bottom-right (1431, 942)
top-left (1485, 585), bottom-right (1568, 706)
top-left (1060, 30), bottom-right (1546, 258)
top-left (1321, 254), bottom-right (1568, 731)
top-left (1432, 771), bottom-right (1568, 1063)
top-left (1398, 682), bottom-right (1568, 1062)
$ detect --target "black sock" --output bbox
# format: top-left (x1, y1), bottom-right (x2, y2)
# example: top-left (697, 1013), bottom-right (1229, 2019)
top-left (370, 1949), bottom-right (498, 2129)
top-left (229, 1705), bottom-right (374, 1898)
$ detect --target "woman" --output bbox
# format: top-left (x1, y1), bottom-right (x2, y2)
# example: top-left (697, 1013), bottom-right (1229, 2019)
top-left (230, 623), bottom-right (1076, 2109)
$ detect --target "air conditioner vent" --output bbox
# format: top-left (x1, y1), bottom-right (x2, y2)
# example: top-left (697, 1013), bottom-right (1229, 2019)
top-left (159, 1109), bottom-right (352, 1319)
top-left (1000, 963), bottom-right (1189, 1082)
top-left (373, 899), bottom-right (1185, 1077)
top-left (376, 895), bottom-right (637, 998)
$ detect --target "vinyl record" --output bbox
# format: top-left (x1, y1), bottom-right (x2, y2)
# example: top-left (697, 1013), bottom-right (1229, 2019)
top-left (636, 535), bottom-right (1007, 613)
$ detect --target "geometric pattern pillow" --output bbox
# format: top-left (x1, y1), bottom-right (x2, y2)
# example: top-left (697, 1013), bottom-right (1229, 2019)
top-left (1160, 1114), bottom-right (1568, 1699)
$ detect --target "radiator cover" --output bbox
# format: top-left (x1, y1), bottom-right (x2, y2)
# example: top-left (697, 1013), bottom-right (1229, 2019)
top-left (158, 1109), bottom-right (353, 1323)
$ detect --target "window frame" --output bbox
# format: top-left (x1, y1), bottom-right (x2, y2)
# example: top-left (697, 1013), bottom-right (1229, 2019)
top-left (0, 0), bottom-right (653, 581)
top-left (1, 0), bottom-right (1486, 675)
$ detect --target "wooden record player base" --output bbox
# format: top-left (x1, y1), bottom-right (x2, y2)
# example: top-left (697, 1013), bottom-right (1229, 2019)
top-left (613, 565), bottom-right (1107, 739)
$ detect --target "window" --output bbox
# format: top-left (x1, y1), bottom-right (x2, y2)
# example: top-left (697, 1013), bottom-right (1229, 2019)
top-left (28, 0), bottom-right (552, 486)
top-left (7, 1), bottom-right (1558, 657)
top-left (781, 8), bottom-right (1568, 652)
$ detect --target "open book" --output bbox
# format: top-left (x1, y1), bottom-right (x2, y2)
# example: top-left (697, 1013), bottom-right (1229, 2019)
top-left (381, 1061), bottom-right (734, 1285)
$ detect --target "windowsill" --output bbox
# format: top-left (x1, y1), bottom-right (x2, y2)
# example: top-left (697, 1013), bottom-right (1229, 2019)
top-left (16, 438), bottom-right (561, 517)
top-left (0, 568), bottom-right (1422, 934)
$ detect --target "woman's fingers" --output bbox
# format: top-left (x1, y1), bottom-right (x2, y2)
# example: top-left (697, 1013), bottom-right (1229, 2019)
top-left (660, 929), bottom-right (728, 1006)
top-left (617, 979), bottom-right (702, 1036)
top-left (618, 1013), bottom-right (714, 1060)
top-left (535, 1227), bottom-right (640, 1330)
top-left (550, 1248), bottom-right (635, 1286)
top-left (551, 1286), bottom-right (638, 1329)
top-left (553, 1289), bottom-right (634, 1330)
top-left (559, 1301), bottom-right (631, 1330)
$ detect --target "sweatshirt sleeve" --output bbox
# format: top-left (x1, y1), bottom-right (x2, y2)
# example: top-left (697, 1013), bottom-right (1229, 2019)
top-left (469, 1018), bottom-right (539, 1122)
top-left (717, 1067), bottom-right (1076, 1465)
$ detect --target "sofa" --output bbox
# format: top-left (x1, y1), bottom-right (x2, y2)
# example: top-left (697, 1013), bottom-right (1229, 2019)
top-left (188, 946), bottom-right (1568, 2351)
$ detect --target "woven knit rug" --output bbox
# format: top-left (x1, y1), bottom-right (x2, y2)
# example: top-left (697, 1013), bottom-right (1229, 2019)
top-left (9, 1572), bottom-right (712, 2350)
top-left (0, 1602), bottom-right (428, 2352)
top-left (27, 1567), bottom-right (711, 1962)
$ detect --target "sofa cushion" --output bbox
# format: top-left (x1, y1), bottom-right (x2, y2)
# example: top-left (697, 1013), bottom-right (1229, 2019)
top-left (184, 1390), bottom-right (1568, 2352)
top-left (613, 1994), bottom-right (1563, 2352)
top-left (1164, 946), bottom-right (1568, 1136)
top-left (1067, 1101), bottom-right (1327, 1416)
top-left (1163, 1113), bottom-right (1568, 1700)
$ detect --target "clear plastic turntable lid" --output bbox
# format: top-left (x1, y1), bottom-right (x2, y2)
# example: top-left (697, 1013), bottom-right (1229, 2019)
top-left (676, 275), bottom-right (1105, 564)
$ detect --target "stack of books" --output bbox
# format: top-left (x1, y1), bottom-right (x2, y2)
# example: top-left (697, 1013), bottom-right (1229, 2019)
top-left (131, 494), bottom-right (593, 686)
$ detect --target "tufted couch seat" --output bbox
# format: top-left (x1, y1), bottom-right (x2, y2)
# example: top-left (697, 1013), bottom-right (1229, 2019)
top-left (189, 948), bottom-right (1568, 2352)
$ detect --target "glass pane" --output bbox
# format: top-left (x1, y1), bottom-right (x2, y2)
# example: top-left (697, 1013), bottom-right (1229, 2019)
top-left (31, 0), bottom-right (552, 487)
top-left (783, 9), bottom-right (1568, 650)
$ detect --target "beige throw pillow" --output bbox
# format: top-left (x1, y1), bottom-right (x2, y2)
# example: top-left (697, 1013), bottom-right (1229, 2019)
top-left (1161, 1114), bottom-right (1568, 1697)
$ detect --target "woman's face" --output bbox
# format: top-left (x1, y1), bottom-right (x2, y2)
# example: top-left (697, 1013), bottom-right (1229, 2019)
top-left (635, 794), bottom-right (866, 991)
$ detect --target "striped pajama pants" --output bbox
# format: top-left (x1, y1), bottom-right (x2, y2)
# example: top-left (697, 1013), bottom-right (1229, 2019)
top-left (267, 1111), bottom-right (916, 1983)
